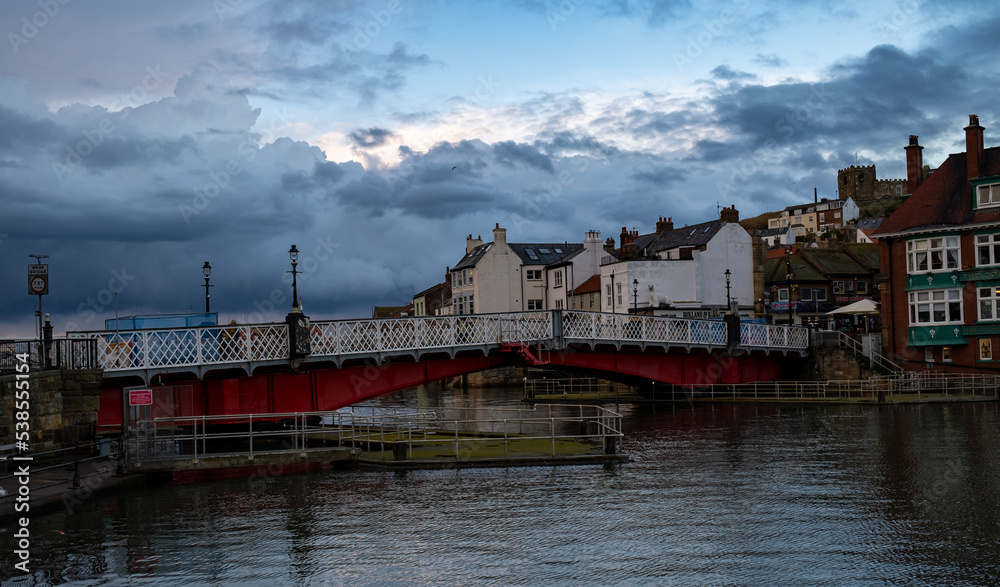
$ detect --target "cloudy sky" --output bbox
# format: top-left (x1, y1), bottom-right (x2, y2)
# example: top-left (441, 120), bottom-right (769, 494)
top-left (2, 0), bottom-right (999, 336)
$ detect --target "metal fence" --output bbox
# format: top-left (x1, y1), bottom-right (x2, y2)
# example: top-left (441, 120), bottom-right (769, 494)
top-left (0, 338), bottom-right (98, 374)
top-left (64, 311), bottom-right (810, 376)
top-left (684, 372), bottom-right (1000, 401)
top-left (129, 404), bottom-right (624, 467)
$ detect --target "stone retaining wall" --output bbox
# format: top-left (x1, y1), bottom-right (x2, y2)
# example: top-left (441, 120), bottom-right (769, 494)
top-left (0, 369), bottom-right (104, 452)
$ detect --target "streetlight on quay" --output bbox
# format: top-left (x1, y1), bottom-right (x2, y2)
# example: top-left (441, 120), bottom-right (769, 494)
top-left (785, 249), bottom-right (794, 325)
top-left (610, 272), bottom-right (616, 314)
top-left (287, 245), bottom-right (301, 312)
top-left (202, 261), bottom-right (213, 314)
top-left (632, 279), bottom-right (638, 312)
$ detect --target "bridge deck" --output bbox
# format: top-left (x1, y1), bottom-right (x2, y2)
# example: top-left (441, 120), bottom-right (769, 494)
top-left (54, 310), bottom-right (807, 382)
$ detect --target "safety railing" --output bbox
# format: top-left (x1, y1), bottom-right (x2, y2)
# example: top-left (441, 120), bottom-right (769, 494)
top-left (834, 331), bottom-right (903, 372)
top-left (0, 438), bottom-right (123, 502)
top-left (522, 376), bottom-right (637, 400)
top-left (682, 372), bottom-right (1000, 401)
top-left (561, 311), bottom-right (808, 350)
top-left (130, 404), bottom-right (624, 467)
top-left (340, 404), bottom-right (623, 462)
top-left (0, 338), bottom-right (98, 374)
top-left (66, 311), bottom-right (808, 376)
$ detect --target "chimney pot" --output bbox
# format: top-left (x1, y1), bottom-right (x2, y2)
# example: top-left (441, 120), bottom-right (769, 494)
top-left (965, 114), bottom-right (985, 180)
top-left (905, 134), bottom-right (924, 194)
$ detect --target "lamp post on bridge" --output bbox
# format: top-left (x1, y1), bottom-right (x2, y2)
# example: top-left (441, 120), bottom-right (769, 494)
top-left (285, 244), bottom-right (310, 360)
top-left (287, 245), bottom-right (300, 312)
top-left (724, 268), bottom-right (732, 314)
top-left (632, 279), bottom-right (638, 312)
top-left (202, 261), bottom-right (213, 314)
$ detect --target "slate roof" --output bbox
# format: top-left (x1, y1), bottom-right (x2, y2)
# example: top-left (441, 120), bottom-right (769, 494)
top-left (763, 256), bottom-right (825, 282)
top-left (453, 241), bottom-right (583, 270)
top-left (855, 217), bottom-right (884, 231)
top-left (508, 243), bottom-right (582, 266)
top-left (452, 242), bottom-right (494, 270)
top-left (572, 274), bottom-right (601, 294)
top-left (842, 243), bottom-right (879, 270)
top-left (874, 146), bottom-right (1000, 236)
top-left (625, 219), bottom-right (724, 256)
top-left (800, 248), bottom-right (870, 276)
top-left (414, 281), bottom-right (448, 299)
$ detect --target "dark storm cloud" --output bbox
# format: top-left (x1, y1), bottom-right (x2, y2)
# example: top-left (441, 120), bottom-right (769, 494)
top-left (624, 109), bottom-right (694, 138)
top-left (492, 141), bottom-right (555, 173)
top-left (0, 105), bottom-right (62, 149)
top-left (705, 43), bottom-right (982, 158)
top-left (349, 127), bottom-right (396, 148)
top-left (631, 165), bottom-right (687, 186)
top-left (682, 139), bottom-right (744, 163)
top-left (534, 131), bottom-right (621, 158)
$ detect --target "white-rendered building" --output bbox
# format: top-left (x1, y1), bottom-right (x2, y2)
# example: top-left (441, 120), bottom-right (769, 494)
top-left (449, 225), bottom-right (608, 314)
top-left (601, 207), bottom-right (755, 318)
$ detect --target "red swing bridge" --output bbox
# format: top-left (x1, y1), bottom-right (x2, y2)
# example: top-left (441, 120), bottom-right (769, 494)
top-left (55, 310), bottom-right (808, 427)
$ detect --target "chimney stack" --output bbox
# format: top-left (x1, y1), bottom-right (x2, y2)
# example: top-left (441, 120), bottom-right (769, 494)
top-left (655, 216), bottom-right (674, 234)
top-left (466, 233), bottom-right (483, 254)
top-left (905, 135), bottom-right (924, 195)
top-left (720, 205), bottom-right (739, 224)
top-left (965, 114), bottom-right (985, 180)
top-left (604, 237), bottom-right (616, 255)
top-left (814, 187), bottom-right (818, 205)
top-left (492, 223), bottom-right (506, 246)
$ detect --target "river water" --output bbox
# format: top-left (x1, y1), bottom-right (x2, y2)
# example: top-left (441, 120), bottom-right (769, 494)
top-left (4, 387), bottom-right (1000, 586)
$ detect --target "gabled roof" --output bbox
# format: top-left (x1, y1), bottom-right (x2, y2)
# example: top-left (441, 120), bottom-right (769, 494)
top-left (452, 242), bottom-right (494, 270)
top-left (874, 146), bottom-right (1000, 236)
top-left (842, 243), bottom-right (879, 270)
top-left (763, 256), bottom-right (825, 282)
top-left (799, 248), bottom-right (869, 276)
top-left (572, 273), bottom-right (601, 294)
top-left (644, 219), bottom-right (725, 254)
top-left (508, 243), bottom-right (582, 266)
top-left (546, 246), bottom-right (586, 268)
top-left (414, 281), bottom-right (448, 299)
top-left (855, 217), bottom-right (884, 231)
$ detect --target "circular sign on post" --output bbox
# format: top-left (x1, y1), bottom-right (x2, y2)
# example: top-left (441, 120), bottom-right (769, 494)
top-left (29, 275), bottom-right (47, 295)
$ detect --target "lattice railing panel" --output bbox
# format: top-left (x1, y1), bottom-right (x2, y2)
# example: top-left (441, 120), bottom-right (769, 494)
top-left (73, 311), bottom-right (807, 373)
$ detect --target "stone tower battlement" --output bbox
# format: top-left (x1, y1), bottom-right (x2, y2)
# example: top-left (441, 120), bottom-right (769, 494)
top-left (837, 164), bottom-right (906, 202)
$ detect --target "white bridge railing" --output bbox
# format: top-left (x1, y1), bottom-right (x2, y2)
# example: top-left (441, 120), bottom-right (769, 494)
top-left (68, 311), bottom-right (807, 375)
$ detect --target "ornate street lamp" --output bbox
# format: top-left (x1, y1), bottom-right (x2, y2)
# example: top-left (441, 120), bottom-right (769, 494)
top-left (632, 279), bottom-right (638, 312)
top-left (725, 268), bottom-right (732, 314)
top-left (287, 245), bottom-right (300, 312)
top-left (202, 261), bottom-right (213, 313)
top-left (785, 250), bottom-right (794, 325)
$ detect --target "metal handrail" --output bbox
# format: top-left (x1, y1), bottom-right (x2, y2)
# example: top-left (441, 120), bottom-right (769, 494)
top-left (130, 405), bottom-right (625, 465)
top-left (835, 331), bottom-right (903, 372)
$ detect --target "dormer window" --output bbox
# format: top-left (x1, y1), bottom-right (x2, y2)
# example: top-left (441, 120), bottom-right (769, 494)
top-left (977, 183), bottom-right (1000, 208)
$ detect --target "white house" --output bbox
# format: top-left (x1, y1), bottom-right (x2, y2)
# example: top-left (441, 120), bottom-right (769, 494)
top-left (601, 207), bottom-right (754, 318)
top-left (449, 225), bottom-right (608, 314)
top-left (753, 227), bottom-right (795, 248)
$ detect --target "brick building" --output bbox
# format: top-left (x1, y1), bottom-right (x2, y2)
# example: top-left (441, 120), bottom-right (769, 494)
top-left (874, 115), bottom-right (1000, 371)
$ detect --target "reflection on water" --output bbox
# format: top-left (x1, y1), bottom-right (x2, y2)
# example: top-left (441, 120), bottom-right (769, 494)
top-left (4, 388), bottom-right (1000, 586)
